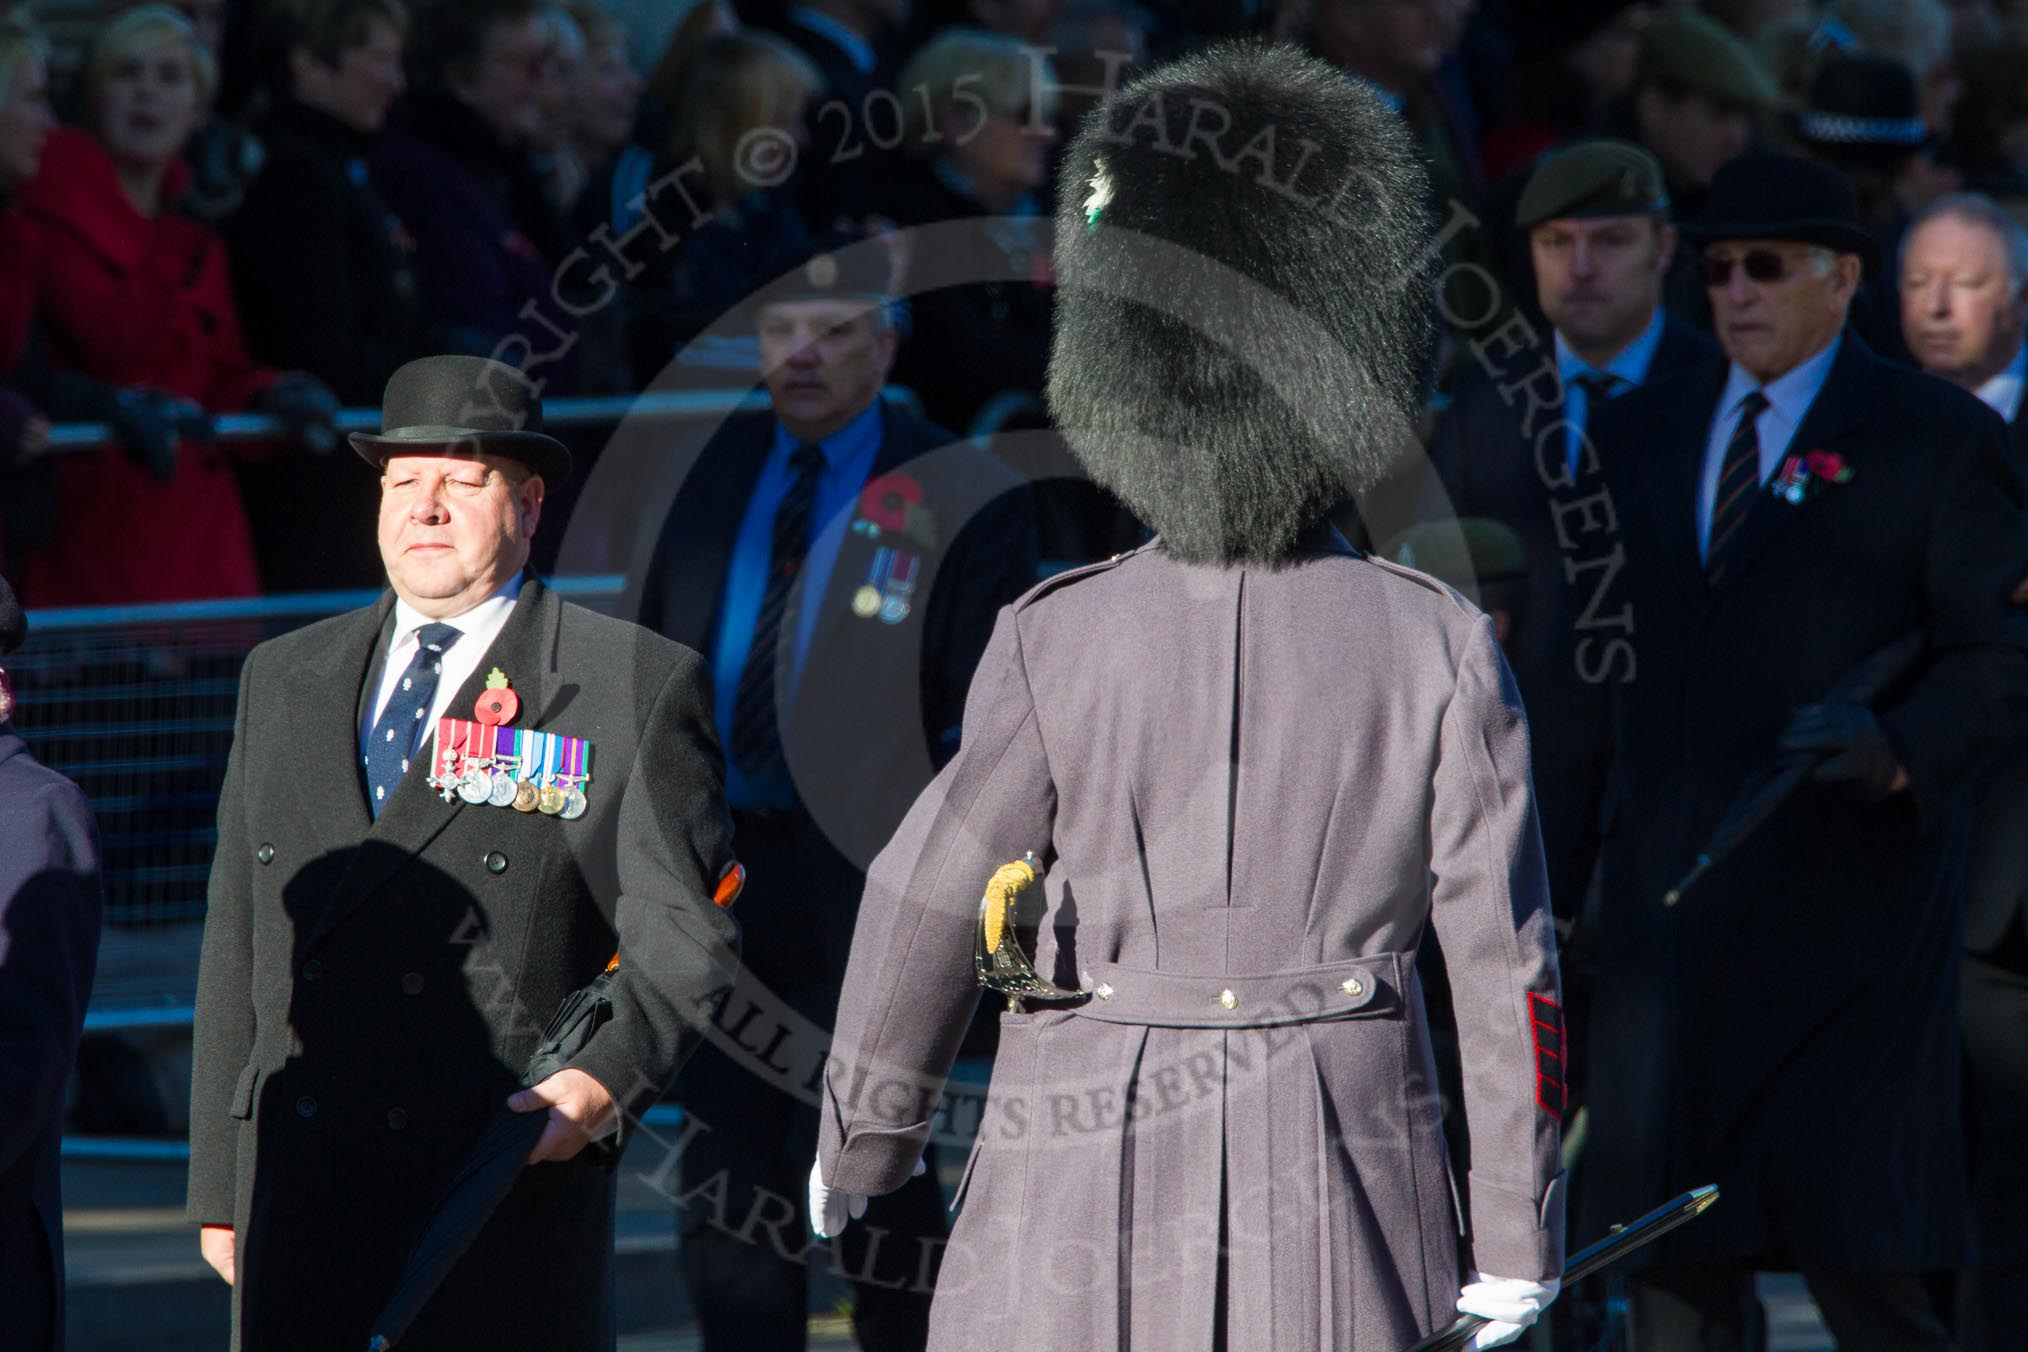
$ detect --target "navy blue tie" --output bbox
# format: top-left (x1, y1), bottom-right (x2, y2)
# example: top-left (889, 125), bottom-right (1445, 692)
top-left (728, 444), bottom-right (826, 781)
top-left (364, 622), bottom-right (460, 818)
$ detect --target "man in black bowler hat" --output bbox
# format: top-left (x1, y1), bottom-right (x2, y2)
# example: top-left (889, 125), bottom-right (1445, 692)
top-left (0, 572), bottom-right (103, 1352)
top-left (1581, 151), bottom-right (2028, 1349)
top-left (188, 354), bottom-right (742, 1352)
top-left (636, 234), bottom-right (1036, 1352)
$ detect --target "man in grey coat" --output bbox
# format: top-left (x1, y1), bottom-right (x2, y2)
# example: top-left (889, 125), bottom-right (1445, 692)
top-left (809, 46), bottom-right (1566, 1350)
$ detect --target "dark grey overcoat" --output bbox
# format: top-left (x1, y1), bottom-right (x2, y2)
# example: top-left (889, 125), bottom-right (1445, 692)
top-left (0, 726), bottom-right (102, 1352)
top-left (187, 577), bottom-right (740, 1351)
top-left (818, 532), bottom-right (1567, 1350)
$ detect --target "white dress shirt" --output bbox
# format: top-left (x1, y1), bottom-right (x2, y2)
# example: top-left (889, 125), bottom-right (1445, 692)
top-left (1974, 341), bottom-right (2028, 425)
top-left (360, 575), bottom-right (524, 767)
top-left (1697, 336), bottom-right (1844, 560)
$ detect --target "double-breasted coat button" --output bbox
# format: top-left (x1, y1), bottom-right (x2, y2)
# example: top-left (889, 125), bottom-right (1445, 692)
top-left (387, 1108), bottom-right (408, 1131)
top-left (485, 851), bottom-right (508, 875)
top-left (1095, 983), bottom-right (1115, 1001)
top-left (1218, 989), bottom-right (1238, 1011)
top-left (295, 1096), bottom-right (318, 1118)
top-left (302, 959), bottom-right (323, 982)
top-left (400, 972), bottom-right (425, 996)
top-left (256, 843), bottom-right (275, 865)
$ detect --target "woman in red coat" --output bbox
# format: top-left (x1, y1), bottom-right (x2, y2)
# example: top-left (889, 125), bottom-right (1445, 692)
top-left (15, 6), bottom-right (332, 607)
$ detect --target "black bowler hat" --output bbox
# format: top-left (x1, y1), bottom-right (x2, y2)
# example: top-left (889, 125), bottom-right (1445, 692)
top-left (350, 355), bottom-right (573, 486)
top-left (0, 572), bottom-right (23, 659)
top-left (1684, 151), bottom-right (1884, 277)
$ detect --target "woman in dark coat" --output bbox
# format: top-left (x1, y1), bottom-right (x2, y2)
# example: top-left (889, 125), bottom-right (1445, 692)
top-left (370, 0), bottom-right (577, 387)
top-left (226, 0), bottom-right (421, 591)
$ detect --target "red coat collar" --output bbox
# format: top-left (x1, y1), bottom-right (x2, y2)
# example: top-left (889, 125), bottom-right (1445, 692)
top-left (19, 126), bottom-right (195, 271)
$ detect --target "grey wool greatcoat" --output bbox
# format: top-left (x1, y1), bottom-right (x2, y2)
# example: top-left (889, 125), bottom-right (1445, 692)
top-left (818, 531), bottom-right (1568, 1350)
top-left (188, 577), bottom-right (740, 1351)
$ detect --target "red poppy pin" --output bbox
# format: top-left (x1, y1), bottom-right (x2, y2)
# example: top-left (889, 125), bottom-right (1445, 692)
top-left (856, 471), bottom-right (939, 549)
top-left (473, 667), bottom-right (519, 725)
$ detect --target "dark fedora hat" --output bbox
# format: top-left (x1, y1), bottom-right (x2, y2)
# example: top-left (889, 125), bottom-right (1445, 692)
top-left (0, 572), bottom-right (24, 659)
top-left (1683, 150), bottom-right (1884, 276)
top-left (350, 356), bottom-right (573, 486)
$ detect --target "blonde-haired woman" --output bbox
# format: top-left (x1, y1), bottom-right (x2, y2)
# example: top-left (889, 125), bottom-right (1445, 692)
top-left (875, 27), bottom-right (1057, 432)
top-left (15, 4), bottom-right (334, 605)
top-left (620, 29), bottom-right (822, 378)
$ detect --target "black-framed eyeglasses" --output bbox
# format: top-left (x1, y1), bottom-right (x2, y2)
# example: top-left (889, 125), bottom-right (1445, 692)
top-left (1701, 249), bottom-right (1817, 287)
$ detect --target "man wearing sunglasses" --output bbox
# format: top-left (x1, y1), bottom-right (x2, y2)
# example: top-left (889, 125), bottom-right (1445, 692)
top-left (1579, 151), bottom-right (2028, 1350)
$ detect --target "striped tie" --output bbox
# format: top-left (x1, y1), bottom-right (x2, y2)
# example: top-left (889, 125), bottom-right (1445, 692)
top-left (728, 443), bottom-right (826, 781)
top-left (1705, 390), bottom-right (1769, 587)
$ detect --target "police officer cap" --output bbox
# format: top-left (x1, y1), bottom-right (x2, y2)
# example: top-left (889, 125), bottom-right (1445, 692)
top-left (1516, 140), bottom-right (1670, 230)
top-left (1637, 9), bottom-right (1780, 110)
top-left (0, 573), bottom-right (23, 659)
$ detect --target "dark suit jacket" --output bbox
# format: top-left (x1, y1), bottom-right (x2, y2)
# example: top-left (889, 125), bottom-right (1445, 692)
top-left (636, 402), bottom-right (1036, 968)
top-left (0, 727), bottom-right (102, 1352)
top-left (1580, 334), bottom-right (2028, 1269)
top-left (1966, 407), bottom-right (2028, 957)
top-left (187, 578), bottom-right (739, 1351)
top-left (1428, 315), bottom-right (1720, 917)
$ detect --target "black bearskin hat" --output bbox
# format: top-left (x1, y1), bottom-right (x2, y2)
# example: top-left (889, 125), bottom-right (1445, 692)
top-left (1046, 42), bottom-right (1436, 566)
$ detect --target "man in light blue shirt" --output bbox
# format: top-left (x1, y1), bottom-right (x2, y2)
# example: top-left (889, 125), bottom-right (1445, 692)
top-left (638, 237), bottom-right (1035, 1352)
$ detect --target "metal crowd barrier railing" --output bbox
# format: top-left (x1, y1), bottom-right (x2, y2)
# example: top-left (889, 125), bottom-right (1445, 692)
top-left (43, 388), bottom-right (777, 451)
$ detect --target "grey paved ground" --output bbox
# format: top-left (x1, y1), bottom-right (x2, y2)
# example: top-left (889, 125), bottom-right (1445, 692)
top-left (61, 1155), bottom-right (1834, 1351)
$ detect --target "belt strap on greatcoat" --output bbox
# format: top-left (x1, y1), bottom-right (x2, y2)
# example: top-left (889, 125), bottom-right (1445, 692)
top-left (1067, 952), bottom-right (1410, 1029)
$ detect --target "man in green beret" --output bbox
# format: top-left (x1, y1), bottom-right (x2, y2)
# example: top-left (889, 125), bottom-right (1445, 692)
top-left (1618, 9), bottom-right (1779, 214)
top-left (1427, 138), bottom-right (1718, 930)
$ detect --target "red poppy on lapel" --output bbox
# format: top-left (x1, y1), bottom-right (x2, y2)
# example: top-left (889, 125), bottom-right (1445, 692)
top-left (860, 471), bottom-right (925, 530)
top-left (1803, 450), bottom-right (1854, 484)
top-left (1771, 448), bottom-right (1856, 504)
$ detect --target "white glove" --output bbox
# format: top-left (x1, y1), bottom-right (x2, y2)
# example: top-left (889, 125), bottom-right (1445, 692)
top-left (1456, 1271), bottom-right (1559, 1349)
top-left (807, 1156), bottom-right (926, 1239)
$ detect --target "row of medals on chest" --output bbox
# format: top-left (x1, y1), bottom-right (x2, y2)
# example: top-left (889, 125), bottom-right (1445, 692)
top-left (424, 668), bottom-right (592, 819)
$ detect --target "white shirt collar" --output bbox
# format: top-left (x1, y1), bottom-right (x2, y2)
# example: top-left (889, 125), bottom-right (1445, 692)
top-left (390, 573), bottom-right (525, 650)
top-left (1974, 341), bottom-right (2028, 424)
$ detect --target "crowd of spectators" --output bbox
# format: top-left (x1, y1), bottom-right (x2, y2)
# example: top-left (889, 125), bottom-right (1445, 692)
top-left (7, 0), bottom-right (2028, 606)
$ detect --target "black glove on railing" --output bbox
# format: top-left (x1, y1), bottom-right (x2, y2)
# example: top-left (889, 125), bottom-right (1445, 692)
top-left (109, 387), bottom-right (212, 483)
top-left (257, 372), bottom-right (341, 456)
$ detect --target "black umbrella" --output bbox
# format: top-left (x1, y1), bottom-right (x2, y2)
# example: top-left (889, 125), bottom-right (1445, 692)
top-left (364, 965), bottom-right (620, 1352)
top-left (1404, 1185), bottom-right (1720, 1352)
top-left (1662, 630), bottom-right (1925, 907)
